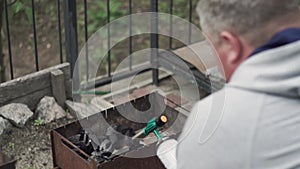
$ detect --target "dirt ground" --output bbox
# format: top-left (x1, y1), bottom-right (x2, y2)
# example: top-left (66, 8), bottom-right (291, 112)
top-left (0, 117), bottom-right (75, 169)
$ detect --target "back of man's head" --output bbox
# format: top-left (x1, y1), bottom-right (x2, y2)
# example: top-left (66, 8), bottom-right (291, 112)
top-left (197, 0), bottom-right (300, 47)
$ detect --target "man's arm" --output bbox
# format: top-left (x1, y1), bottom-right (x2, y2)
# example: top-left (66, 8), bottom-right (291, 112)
top-left (176, 88), bottom-right (261, 169)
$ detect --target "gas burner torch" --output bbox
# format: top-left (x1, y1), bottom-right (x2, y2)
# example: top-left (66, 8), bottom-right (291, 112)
top-left (132, 115), bottom-right (168, 141)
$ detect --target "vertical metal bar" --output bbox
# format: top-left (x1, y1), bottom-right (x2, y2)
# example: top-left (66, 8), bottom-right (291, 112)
top-left (64, 0), bottom-right (80, 100)
top-left (84, 0), bottom-right (89, 81)
top-left (31, 0), bottom-right (39, 71)
top-left (107, 0), bottom-right (111, 77)
top-left (3, 0), bottom-right (13, 79)
top-left (57, 0), bottom-right (63, 63)
top-left (0, 1), bottom-right (4, 82)
top-left (169, 0), bottom-right (173, 49)
top-left (150, 0), bottom-right (159, 86)
top-left (63, 0), bottom-right (79, 78)
top-left (129, 0), bottom-right (132, 71)
top-left (188, 0), bottom-right (192, 44)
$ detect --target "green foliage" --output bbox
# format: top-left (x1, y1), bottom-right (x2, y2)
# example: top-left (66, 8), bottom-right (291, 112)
top-left (24, 5), bottom-right (33, 24)
top-left (87, 1), bottom-right (126, 35)
top-left (8, 142), bottom-right (15, 150)
top-left (159, 0), bottom-right (189, 14)
top-left (9, 0), bottom-right (34, 24)
top-left (12, 1), bottom-right (23, 14)
top-left (34, 117), bottom-right (44, 126)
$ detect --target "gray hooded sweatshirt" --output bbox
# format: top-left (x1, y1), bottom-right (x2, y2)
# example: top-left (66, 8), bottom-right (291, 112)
top-left (177, 40), bottom-right (300, 169)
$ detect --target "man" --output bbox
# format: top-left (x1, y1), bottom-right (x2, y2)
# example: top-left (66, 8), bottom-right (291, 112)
top-left (177, 0), bottom-right (300, 168)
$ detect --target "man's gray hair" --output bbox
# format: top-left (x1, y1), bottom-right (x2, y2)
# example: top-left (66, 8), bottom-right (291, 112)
top-left (197, 0), bottom-right (299, 46)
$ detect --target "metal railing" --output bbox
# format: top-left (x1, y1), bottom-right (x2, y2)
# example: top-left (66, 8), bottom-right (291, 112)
top-left (1, 0), bottom-right (199, 88)
top-left (2, 0), bottom-right (65, 81)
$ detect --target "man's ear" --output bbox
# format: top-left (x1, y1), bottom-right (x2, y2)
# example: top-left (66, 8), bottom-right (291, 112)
top-left (220, 31), bottom-right (243, 65)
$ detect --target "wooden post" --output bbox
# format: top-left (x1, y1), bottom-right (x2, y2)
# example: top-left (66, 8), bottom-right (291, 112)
top-left (51, 70), bottom-right (66, 107)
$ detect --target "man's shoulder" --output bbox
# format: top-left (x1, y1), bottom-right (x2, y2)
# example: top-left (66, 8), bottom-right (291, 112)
top-left (177, 86), bottom-right (269, 168)
top-left (178, 86), bottom-right (268, 148)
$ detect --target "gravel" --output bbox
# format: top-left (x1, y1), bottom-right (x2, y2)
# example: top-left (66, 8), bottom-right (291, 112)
top-left (0, 117), bottom-right (75, 169)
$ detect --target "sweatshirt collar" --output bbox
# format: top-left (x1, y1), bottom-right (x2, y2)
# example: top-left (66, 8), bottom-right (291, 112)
top-left (250, 28), bottom-right (300, 56)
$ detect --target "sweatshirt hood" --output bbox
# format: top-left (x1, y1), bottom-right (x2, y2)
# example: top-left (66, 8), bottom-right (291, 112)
top-left (228, 40), bottom-right (300, 98)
